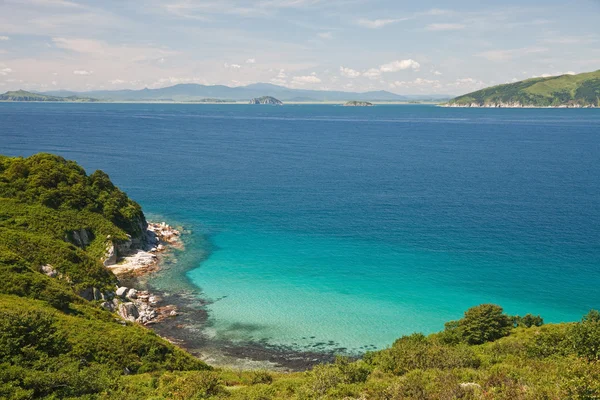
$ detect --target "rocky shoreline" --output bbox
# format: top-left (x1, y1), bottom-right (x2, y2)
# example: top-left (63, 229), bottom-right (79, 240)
top-left (101, 222), bottom-right (184, 325)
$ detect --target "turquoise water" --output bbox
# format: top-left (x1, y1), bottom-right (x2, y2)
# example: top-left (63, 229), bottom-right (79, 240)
top-left (1, 103), bottom-right (599, 353)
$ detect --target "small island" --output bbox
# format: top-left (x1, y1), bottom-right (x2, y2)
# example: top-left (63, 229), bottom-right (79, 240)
top-left (249, 96), bottom-right (283, 105)
top-left (343, 101), bottom-right (373, 107)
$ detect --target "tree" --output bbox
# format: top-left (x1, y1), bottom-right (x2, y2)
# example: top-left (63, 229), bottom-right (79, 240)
top-left (457, 304), bottom-right (513, 344)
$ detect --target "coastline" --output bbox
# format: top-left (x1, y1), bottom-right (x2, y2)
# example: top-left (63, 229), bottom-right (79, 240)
top-left (108, 219), bottom-right (337, 371)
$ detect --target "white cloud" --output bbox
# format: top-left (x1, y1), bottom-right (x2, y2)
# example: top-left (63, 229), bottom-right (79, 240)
top-left (109, 79), bottom-right (125, 84)
top-left (245, 58), bottom-right (256, 64)
top-left (433, 70), bottom-right (442, 75)
top-left (363, 68), bottom-right (381, 79)
top-left (318, 31), bottom-right (333, 39)
top-left (426, 23), bottom-right (465, 31)
top-left (340, 66), bottom-right (360, 78)
top-left (292, 75), bottom-right (321, 84)
top-left (0, 67), bottom-right (13, 76)
top-left (0, 36), bottom-right (9, 41)
top-left (357, 18), bottom-right (403, 29)
top-left (224, 63), bottom-right (241, 69)
top-left (390, 78), bottom-right (441, 88)
top-left (379, 59), bottom-right (420, 72)
top-left (73, 69), bottom-right (92, 75)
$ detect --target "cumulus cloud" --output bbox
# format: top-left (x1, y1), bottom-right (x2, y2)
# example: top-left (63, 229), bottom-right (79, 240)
top-left (340, 66), bottom-right (361, 78)
top-left (0, 36), bottom-right (9, 41)
top-left (73, 69), bottom-right (92, 75)
top-left (109, 79), bottom-right (125, 84)
top-left (0, 67), bottom-right (13, 75)
top-left (426, 23), bottom-right (465, 31)
top-left (224, 63), bottom-right (241, 69)
top-left (433, 70), bottom-right (442, 76)
top-left (362, 68), bottom-right (381, 79)
top-left (245, 58), bottom-right (256, 64)
top-left (379, 59), bottom-right (420, 72)
top-left (318, 32), bottom-right (333, 39)
top-left (292, 75), bottom-right (321, 84)
top-left (357, 18), bottom-right (403, 29)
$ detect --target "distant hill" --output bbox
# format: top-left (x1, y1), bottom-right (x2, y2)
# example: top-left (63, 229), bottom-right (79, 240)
top-left (41, 83), bottom-right (416, 102)
top-left (448, 70), bottom-right (600, 108)
top-left (0, 90), bottom-right (97, 102)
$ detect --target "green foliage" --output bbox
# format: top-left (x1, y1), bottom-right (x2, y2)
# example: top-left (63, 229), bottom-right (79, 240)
top-left (449, 69), bottom-right (600, 107)
top-left (514, 313), bottom-right (544, 328)
top-left (0, 153), bottom-right (145, 237)
top-left (570, 310), bottom-right (600, 361)
top-left (367, 333), bottom-right (480, 375)
top-left (250, 370), bottom-right (274, 385)
top-left (445, 304), bottom-right (514, 345)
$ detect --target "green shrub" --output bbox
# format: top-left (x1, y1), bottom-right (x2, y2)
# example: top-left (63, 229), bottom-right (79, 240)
top-left (569, 310), bottom-right (600, 361)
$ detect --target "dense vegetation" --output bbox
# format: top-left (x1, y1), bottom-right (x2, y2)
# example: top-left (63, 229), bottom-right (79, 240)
top-left (0, 90), bottom-right (97, 102)
top-left (449, 70), bottom-right (600, 107)
top-left (1, 153), bottom-right (599, 399)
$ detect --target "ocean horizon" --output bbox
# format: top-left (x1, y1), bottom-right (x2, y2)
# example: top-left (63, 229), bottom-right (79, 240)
top-left (2, 103), bottom-right (599, 356)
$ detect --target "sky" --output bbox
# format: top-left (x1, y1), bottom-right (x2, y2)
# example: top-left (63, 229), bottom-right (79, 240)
top-left (0, 0), bottom-right (599, 95)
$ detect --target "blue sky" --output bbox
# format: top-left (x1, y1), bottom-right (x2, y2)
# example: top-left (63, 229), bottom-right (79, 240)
top-left (0, 0), bottom-right (599, 95)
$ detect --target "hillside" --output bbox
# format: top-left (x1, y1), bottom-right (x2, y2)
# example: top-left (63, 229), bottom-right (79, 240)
top-left (1, 153), bottom-right (599, 399)
top-left (0, 90), bottom-right (97, 102)
top-left (448, 70), bottom-right (600, 107)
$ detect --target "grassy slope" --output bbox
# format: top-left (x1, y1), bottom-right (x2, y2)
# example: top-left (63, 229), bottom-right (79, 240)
top-left (450, 70), bottom-right (600, 106)
top-left (0, 154), bottom-right (208, 399)
top-left (1, 153), bottom-right (599, 399)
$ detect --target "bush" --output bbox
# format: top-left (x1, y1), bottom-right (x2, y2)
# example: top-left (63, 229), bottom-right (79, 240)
top-left (250, 370), bottom-right (273, 385)
top-left (368, 333), bottom-right (480, 375)
top-left (569, 310), bottom-right (600, 361)
top-left (445, 304), bottom-right (514, 345)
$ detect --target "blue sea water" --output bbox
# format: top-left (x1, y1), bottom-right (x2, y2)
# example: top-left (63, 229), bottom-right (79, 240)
top-left (1, 103), bottom-right (599, 353)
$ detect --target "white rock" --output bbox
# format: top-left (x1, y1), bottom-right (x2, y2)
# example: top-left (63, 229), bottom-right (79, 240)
top-left (116, 286), bottom-right (129, 297)
top-left (126, 289), bottom-right (138, 299)
top-left (41, 264), bottom-right (58, 278)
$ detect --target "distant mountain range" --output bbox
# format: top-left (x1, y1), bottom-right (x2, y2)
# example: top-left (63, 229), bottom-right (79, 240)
top-left (36, 83), bottom-right (451, 102)
top-left (448, 70), bottom-right (600, 108)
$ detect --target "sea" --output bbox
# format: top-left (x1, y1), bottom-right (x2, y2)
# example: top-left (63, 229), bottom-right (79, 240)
top-left (1, 103), bottom-right (599, 357)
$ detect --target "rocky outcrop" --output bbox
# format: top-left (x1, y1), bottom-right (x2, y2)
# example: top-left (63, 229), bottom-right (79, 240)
top-left (112, 285), bottom-right (175, 325)
top-left (40, 264), bottom-right (58, 278)
top-left (66, 228), bottom-right (94, 248)
top-left (249, 96), bottom-right (283, 105)
top-left (105, 222), bottom-right (182, 275)
top-left (103, 238), bottom-right (117, 266)
top-left (118, 302), bottom-right (139, 322)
